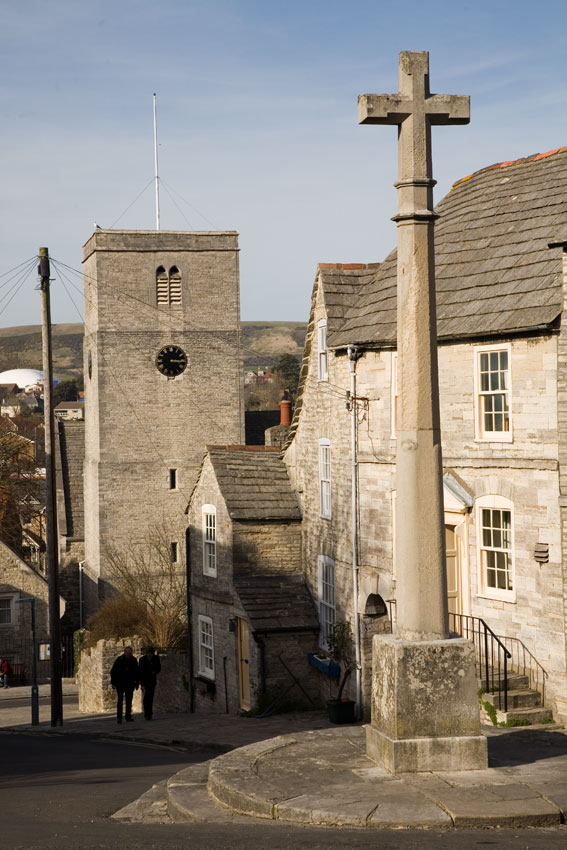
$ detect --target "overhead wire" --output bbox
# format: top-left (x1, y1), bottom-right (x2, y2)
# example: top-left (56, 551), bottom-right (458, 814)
top-left (160, 179), bottom-right (218, 229)
top-left (0, 257), bottom-right (39, 281)
top-left (0, 259), bottom-right (39, 317)
top-left (108, 177), bottom-right (155, 230)
top-left (51, 257), bottom-right (298, 368)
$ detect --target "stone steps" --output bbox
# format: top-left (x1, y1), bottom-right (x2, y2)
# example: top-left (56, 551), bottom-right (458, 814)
top-left (480, 672), bottom-right (529, 691)
top-left (483, 688), bottom-right (541, 709)
top-left (500, 705), bottom-right (554, 725)
top-left (112, 761), bottom-right (252, 825)
top-left (112, 779), bottom-right (171, 823)
top-left (480, 668), bottom-right (554, 726)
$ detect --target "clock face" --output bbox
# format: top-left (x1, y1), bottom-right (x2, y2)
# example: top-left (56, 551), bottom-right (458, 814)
top-left (156, 345), bottom-right (187, 378)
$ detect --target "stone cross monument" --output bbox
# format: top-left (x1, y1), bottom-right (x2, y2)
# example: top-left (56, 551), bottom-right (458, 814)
top-left (360, 52), bottom-right (488, 773)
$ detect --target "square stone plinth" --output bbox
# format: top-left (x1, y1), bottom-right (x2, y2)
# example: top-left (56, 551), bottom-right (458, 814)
top-left (366, 634), bottom-right (488, 773)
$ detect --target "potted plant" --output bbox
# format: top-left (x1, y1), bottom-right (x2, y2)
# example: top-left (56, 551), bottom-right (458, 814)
top-left (325, 621), bottom-right (356, 724)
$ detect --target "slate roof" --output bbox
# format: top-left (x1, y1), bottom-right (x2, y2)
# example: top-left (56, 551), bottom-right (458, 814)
top-left (317, 263), bottom-right (379, 337)
top-left (330, 147), bottom-right (567, 348)
top-left (285, 265), bottom-right (375, 448)
top-left (234, 574), bottom-right (319, 633)
top-left (205, 446), bottom-right (301, 521)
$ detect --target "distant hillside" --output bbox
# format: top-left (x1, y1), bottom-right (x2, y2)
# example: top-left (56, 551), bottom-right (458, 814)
top-left (0, 323), bottom-right (84, 383)
top-left (0, 321), bottom-right (307, 381)
top-left (241, 321), bottom-right (306, 368)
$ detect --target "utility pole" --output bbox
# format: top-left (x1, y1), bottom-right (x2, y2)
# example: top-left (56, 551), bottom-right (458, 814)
top-left (39, 247), bottom-right (63, 726)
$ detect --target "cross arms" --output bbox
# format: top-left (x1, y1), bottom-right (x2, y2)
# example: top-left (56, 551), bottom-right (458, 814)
top-left (358, 92), bottom-right (470, 126)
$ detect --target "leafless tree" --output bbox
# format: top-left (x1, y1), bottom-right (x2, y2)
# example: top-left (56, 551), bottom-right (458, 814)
top-left (102, 522), bottom-right (187, 650)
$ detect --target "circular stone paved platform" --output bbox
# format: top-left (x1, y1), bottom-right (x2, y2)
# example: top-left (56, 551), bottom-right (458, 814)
top-left (204, 726), bottom-right (567, 829)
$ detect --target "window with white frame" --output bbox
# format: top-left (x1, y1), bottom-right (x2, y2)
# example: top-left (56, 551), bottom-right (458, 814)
top-left (198, 615), bottom-right (215, 678)
top-left (476, 495), bottom-right (515, 601)
top-left (317, 555), bottom-right (335, 650)
top-left (317, 320), bottom-right (328, 381)
top-left (318, 439), bottom-right (331, 519)
top-left (390, 351), bottom-right (398, 439)
top-left (202, 505), bottom-right (217, 577)
top-left (474, 345), bottom-right (512, 441)
top-left (0, 597), bottom-right (12, 626)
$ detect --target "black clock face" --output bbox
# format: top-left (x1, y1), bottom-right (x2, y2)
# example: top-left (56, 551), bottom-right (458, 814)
top-left (156, 345), bottom-right (187, 378)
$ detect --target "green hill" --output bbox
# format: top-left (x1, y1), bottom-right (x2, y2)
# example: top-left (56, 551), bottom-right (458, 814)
top-left (0, 321), bottom-right (307, 381)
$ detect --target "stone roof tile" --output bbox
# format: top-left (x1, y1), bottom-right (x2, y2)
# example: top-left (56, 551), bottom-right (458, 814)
top-left (329, 148), bottom-right (567, 348)
top-left (207, 447), bottom-right (301, 521)
top-left (234, 574), bottom-right (319, 632)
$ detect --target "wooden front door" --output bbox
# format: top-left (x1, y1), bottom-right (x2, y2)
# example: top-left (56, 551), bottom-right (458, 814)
top-left (237, 617), bottom-right (251, 711)
top-left (445, 523), bottom-right (462, 617)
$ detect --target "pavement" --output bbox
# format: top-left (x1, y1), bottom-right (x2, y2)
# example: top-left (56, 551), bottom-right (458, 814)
top-left (0, 683), bottom-right (336, 751)
top-left (3, 684), bottom-right (567, 830)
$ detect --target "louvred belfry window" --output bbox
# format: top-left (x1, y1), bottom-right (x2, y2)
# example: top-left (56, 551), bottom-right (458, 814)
top-left (169, 266), bottom-right (182, 303)
top-left (156, 265), bottom-right (182, 305)
top-left (156, 266), bottom-right (169, 304)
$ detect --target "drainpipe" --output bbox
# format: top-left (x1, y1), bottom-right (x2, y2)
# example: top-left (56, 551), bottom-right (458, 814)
top-left (78, 560), bottom-right (85, 629)
top-left (347, 344), bottom-right (362, 718)
top-left (185, 527), bottom-right (195, 713)
top-left (253, 633), bottom-right (266, 695)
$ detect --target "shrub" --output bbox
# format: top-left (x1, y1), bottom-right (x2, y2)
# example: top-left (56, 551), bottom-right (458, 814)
top-left (84, 597), bottom-right (147, 648)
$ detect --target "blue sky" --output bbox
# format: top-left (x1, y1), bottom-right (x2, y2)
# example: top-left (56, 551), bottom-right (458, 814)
top-left (0, 0), bottom-right (566, 327)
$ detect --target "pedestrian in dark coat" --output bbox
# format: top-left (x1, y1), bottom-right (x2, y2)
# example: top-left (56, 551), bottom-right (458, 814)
top-left (138, 645), bottom-right (161, 720)
top-left (110, 646), bottom-right (139, 723)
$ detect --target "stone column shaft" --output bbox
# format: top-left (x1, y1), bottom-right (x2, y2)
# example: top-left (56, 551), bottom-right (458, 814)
top-left (359, 51), bottom-right (470, 641)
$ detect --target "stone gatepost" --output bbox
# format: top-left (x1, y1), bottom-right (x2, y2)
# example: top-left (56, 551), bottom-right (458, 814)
top-left (78, 637), bottom-right (143, 714)
top-left (359, 51), bottom-right (487, 772)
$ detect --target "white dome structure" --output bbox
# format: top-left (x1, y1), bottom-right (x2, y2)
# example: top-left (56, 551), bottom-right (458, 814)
top-left (0, 368), bottom-right (58, 390)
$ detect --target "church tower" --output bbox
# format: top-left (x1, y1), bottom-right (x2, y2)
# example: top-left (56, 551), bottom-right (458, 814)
top-left (82, 230), bottom-right (244, 600)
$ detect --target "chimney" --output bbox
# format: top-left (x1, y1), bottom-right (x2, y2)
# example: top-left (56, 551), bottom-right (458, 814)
top-left (280, 391), bottom-right (292, 426)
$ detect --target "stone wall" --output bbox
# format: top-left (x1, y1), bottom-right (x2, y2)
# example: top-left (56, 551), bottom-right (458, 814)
top-left (261, 631), bottom-right (322, 710)
top-left (233, 521), bottom-right (301, 575)
top-left (77, 637), bottom-right (191, 715)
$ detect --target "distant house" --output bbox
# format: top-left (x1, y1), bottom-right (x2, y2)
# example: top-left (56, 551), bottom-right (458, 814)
top-left (55, 401), bottom-right (85, 421)
top-left (0, 536), bottom-right (65, 682)
top-left (243, 369), bottom-right (275, 386)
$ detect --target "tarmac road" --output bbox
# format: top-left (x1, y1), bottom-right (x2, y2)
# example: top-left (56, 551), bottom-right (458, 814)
top-left (1, 732), bottom-right (567, 850)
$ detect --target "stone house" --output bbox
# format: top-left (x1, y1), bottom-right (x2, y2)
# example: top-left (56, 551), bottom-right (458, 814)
top-left (54, 401), bottom-right (85, 420)
top-left (187, 445), bottom-right (320, 714)
top-left (283, 147), bottom-right (567, 724)
top-left (0, 537), bottom-right (64, 681)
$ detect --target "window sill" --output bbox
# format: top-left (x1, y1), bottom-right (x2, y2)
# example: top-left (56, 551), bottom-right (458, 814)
top-left (474, 435), bottom-right (513, 444)
top-left (194, 674), bottom-right (216, 693)
top-left (476, 592), bottom-right (516, 604)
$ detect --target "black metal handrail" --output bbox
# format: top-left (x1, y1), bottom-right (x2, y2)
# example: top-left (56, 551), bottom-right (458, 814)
top-left (449, 613), bottom-right (512, 712)
top-left (496, 635), bottom-right (548, 708)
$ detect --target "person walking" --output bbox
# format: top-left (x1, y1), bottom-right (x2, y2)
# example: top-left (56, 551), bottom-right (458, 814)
top-left (110, 645), bottom-right (139, 723)
top-left (138, 645), bottom-right (161, 720)
top-left (0, 658), bottom-right (12, 688)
